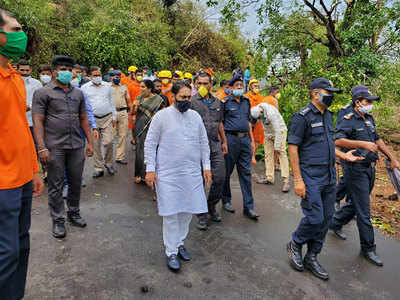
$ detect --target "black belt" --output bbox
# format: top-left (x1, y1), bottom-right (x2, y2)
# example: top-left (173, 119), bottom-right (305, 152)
top-left (346, 161), bottom-right (376, 168)
top-left (226, 131), bottom-right (249, 138)
top-left (95, 113), bottom-right (112, 119)
top-left (116, 107), bottom-right (128, 112)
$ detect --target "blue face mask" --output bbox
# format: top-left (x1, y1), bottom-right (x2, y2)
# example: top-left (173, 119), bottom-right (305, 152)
top-left (232, 89), bottom-right (244, 97)
top-left (57, 71), bottom-right (73, 85)
top-left (224, 89), bottom-right (231, 95)
top-left (175, 100), bottom-right (191, 113)
top-left (112, 78), bottom-right (121, 85)
top-left (318, 91), bottom-right (334, 107)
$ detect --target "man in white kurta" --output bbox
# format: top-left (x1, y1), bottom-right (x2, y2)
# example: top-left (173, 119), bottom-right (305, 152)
top-left (144, 95), bottom-right (211, 271)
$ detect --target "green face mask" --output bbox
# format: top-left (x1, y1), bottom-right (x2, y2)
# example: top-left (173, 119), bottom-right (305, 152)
top-left (0, 30), bottom-right (27, 58)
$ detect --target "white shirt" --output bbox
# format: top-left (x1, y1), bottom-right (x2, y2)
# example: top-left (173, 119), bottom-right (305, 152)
top-left (23, 76), bottom-right (42, 127)
top-left (81, 81), bottom-right (116, 120)
top-left (144, 106), bottom-right (210, 216)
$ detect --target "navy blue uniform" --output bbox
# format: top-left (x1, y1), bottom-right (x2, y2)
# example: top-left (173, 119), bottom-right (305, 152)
top-left (330, 106), bottom-right (379, 253)
top-left (221, 95), bottom-right (255, 210)
top-left (288, 103), bottom-right (336, 254)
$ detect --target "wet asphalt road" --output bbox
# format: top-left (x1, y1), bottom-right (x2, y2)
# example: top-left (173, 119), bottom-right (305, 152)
top-left (25, 146), bottom-right (400, 300)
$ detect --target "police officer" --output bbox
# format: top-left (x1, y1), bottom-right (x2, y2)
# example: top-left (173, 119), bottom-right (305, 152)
top-left (286, 78), bottom-right (362, 280)
top-left (221, 75), bottom-right (259, 220)
top-left (191, 72), bottom-right (228, 230)
top-left (329, 86), bottom-right (400, 266)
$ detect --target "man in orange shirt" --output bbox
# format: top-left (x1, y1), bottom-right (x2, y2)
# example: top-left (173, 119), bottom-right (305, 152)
top-left (215, 79), bottom-right (230, 101)
top-left (0, 10), bottom-right (44, 300)
top-left (265, 85), bottom-right (280, 110)
top-left (158, 70), bottom-right (173, 105)
top-left (245, 79), bottom-right (265, 162)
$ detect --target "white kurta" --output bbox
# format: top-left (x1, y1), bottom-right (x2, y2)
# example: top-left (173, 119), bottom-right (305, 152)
top-left (144, 106), bottom-right (211, 216)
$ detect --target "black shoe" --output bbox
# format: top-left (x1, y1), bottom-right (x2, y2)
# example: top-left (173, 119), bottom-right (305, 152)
top-left (196, 215), bottom-right (208, 230)
top-left (243, 208), bottom-right (259, 220)
top-left (67, 211), bottom-right (87, 228)
top-left (178, 246), bottom-right (191, 261)
top-left (116, 159), bottom-right (128, 165)
top-left (223, 203), bottom-right (235, 213)
top-left (209, 210), bottom-right (222, 222)
top-left (287, 240), bottom-right (304, 271)
top-left (105, 165), bottom-right (115, 176)
top-left (167, 254), bottom-right (181, 271)
top-left (52, 220), bottom-right (66, 239)
top-left (362, 251), bottom-right (383, 266)
top-left (62, 184), bottom-right (68, 199)
top-left (92, 170), bottom-right (104, 178)
top-left (303, 252), bottom-right (329, 280)
top-left (330, 228), bottom-right (347, 240)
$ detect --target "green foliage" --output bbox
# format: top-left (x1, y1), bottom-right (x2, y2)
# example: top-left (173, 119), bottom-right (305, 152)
top-left (1, 0), bottom-right (247, 74)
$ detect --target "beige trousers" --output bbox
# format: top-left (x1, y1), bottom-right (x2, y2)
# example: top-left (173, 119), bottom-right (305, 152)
top-left (94, 114), bottom-right (114, 171)
top-left (115, 110), bottom-right (129, 161)
top-left (264, 130), bottom-right (289, 183)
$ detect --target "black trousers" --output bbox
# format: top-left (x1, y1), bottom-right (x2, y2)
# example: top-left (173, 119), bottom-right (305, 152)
top-left (47, 148), bottom-right (85, 221)
top-left (0, 181), bottom-right (32, 300)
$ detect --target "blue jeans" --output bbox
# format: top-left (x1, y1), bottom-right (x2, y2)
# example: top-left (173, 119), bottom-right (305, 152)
top-left (0, 181), bottom-right (33, 300)
top-left (222, 134), bottom-right (254, 210)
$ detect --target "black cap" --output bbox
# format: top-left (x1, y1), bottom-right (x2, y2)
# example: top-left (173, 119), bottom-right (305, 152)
top-left (51, 55), bottom-right (75, 68)
top-left (228, 74), bottom-right (243, 87)
top-left (310, 77), bottom-right (342, 93)
top-left (352, 89), bottom-right (380, 102)
top-left (110, 70), bottom-right (121, 76)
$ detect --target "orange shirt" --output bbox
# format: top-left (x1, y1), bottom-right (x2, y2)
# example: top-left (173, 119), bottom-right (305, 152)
top-left (0, 64), bottom-right (39, 189)
top-left (265, 95), bottom-right (279, 110)
top-left (215, 88), bottom-right (229, 101)
top-left (162, 84), bottom-right (173, 105)
top-left (122, 77), bottom-right (141, 105)
top-left (245, 91), bottom-right (266, 145)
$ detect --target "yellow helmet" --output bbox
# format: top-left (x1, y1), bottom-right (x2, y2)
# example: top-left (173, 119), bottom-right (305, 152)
top-left (158, 70), bottom-right (172, 79)
top-left (248, 79), bottom-right (259, 89)
top-left (184, 72), bottom-right (193, 80)
top-left (128, 66), bottom-right (137, 73)
top-left (175, 71), bottom-right (184, 79)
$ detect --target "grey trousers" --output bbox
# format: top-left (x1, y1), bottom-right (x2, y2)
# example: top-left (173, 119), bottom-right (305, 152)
top-left (47, 148), bottom-right (85, 221)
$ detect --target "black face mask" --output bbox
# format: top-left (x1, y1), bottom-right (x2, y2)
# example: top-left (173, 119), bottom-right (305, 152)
top-left (318, 91), bottom-right (334, 107)
top-left (154, 89), bottom-right (161, 95)
top-left (175, 100), bottom-right (191, 113)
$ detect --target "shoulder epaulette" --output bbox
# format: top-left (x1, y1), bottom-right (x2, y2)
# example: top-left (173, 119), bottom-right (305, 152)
top-left (344, 112), bottom-right (354, 120)
top-left (299, 107), bottom-right (311, 116)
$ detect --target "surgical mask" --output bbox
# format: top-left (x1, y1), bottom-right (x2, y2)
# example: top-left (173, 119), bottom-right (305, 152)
top-left (232, 89), bottom-right (244, 97)
top-left (136, 76), bottom-right (143, 82)
top-left (154, 89), bottom-right (161, 95)
top-left (77, 73), bottom-right (82, 81)
top-left (40, 74), bottom-right (51, 84)
top-left (252, 88), bottom-right (259, 94)
top-left (275, 93), bottom-right (281, 100)
top-left (57, 71), bottom-right (73, 85)
top-left (92, 76), bottom-right (102, 85)
top-left (112, 78), bottom-right (121, 85)
top-left (0, 30), bottom-right (28, 58)
top-left (162, 79), bottom-right (169, 85)
top-left (224, 89), bottom-right (231, 95)
top-left (198, 85), bottom-right (208, 98)
top-left (175, 100), bottom-right (191, 113)
top-left (70, 78), bottom-right (80, 87)
top-left (146, 71), bottom-right (152, 76)
top-left (318, 91), bottom-right (334, 107)
top-left (358, 104), bottom-right (374, 115)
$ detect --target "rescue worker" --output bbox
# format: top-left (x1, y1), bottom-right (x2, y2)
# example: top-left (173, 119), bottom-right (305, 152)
top-left (110, 70), bottom-right (130, 164)
top-left (221, 75), bottom-right (259, 220)
top-left (191, 72), bottom-right (228, 230)
top-left (215, 79), bottom-right (230, 101)
top-left (244, 79), bottom-right (265, 163)
top-left (286, 78), bottom-right (363, 280)
top-left (158, 70), bottom-right (173, 105)
top-left (265, 85), bottom-right (280, 110)
top-left (329, 86), bottom-right (400, 266)
top-left (183, 72), bottom-right (193, 85)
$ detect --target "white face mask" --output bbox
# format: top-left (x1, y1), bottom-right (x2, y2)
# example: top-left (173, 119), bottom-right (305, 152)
top-left (92, 76), bottom-right (102, 85)
top-left (40, 74), bottom-right (51, 84)
top-left (358, 104), bottom-right (373, 115)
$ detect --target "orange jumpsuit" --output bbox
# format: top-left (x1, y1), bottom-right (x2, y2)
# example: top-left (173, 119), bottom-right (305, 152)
top-left (245, 91), bottom-right (266, 145)
top-left (162, 84), bottom-right (173, 105)
top-left (215, 88), bottom-right (229, 101)
top-left (122, 77), bottom-right (142, 129)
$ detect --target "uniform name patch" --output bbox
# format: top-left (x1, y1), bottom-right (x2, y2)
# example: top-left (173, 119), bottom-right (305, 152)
top-left (356, 128), bottom-right (364, 131)
top-left (311, 122), bottom-right (323, 128)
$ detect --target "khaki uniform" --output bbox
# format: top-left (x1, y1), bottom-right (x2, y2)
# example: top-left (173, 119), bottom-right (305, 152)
top-left (111, 84), bottom-right (130, 161)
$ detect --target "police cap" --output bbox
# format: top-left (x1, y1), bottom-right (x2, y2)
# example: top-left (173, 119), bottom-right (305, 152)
top-left (310, 77), bottom-right (342, 93)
